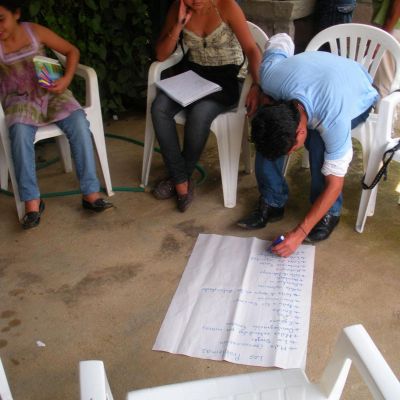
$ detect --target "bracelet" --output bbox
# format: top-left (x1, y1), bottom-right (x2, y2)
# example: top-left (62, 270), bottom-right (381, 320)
top-left (251, 82), bottom-right (261, 90)
top-left (297, 224), bottom-right (307, 237)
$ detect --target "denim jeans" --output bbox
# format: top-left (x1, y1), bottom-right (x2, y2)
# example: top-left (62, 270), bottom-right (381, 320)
top-left (255, 107), bottom-right (371, 216)
top-left (315, 0), bottom-right (356, 33)
top-left (9, 109), bottom-right (100, 201)
top-left (151, 91), bottom-right (232, 184)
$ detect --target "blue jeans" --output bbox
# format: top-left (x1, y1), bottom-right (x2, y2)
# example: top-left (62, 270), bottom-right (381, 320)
top-left (9, 109), bottom-right (100, 201)
top-left (315, 0), bottom-right (356, 33)
top-left (151, 91), bottom-right (232, 184)
top-left (255, 108), bottom-right (371, 216)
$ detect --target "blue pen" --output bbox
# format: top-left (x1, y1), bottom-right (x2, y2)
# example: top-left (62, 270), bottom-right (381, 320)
top-left (268, 235), bottom-right (285, 252)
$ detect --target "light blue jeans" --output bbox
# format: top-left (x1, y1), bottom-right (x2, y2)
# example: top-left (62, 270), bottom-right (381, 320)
top-left (255, 108), bottom-right (371, 216)
top-left (9, 109), bottom-right (100, 201)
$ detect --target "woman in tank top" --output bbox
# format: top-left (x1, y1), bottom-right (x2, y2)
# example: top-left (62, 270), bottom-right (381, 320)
top-left (151, 0), bottom-right (262, 212)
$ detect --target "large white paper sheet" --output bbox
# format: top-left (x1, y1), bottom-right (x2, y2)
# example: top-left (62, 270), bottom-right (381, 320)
top-left (153, 234), bottom-right (315, 369)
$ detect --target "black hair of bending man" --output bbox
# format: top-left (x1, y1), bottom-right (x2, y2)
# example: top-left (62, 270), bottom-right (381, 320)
top-left (251, 101), bottom-right (300, 160)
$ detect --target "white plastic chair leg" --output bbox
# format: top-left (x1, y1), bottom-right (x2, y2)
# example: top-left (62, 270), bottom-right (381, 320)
top-left (241, 118), bottom-right (253, 174)
top-left (79, 360), bottom-right (114, 400)
top-left (0, 142), bottom-right (8, 190)
top-left (355, 185), bottom-right (378, 233)
top-left (213, 111), bottom-right (245, 208)
top-left (0, 358), bottom-right (13, 400)
top-left (55, 135), bottom-right (73, 173)
top-left (89, 118), bottom-right (114, 197)
top-left (0, 128), bottom-right (25, 220)
top-left (140, 115), bottom-right (156, 188)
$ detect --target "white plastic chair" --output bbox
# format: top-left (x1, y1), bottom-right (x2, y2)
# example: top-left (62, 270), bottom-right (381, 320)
top-left (141, 22), bottom-right (268, 208)
top-left (79, 325), bottom-right (400, 400)
top-left (0, 52), bottom-right (114, 221)
top-left (290, 23), bottom-right (400, 233)
top-left (0, 358), bottom-right (13, 400)
top-left (80, 360), bottom-right (114, 400)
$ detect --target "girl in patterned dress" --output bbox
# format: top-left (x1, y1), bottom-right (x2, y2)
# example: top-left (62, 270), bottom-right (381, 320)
top-left (0, 0), bottom-right (113, 229)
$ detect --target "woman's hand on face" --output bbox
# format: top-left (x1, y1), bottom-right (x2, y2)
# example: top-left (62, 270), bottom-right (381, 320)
top-left (245, 84), bottom-right (260, 117)
top-left (45, 76), bottom-right (70, 95)
top-left (178, 0), bottom-right (193, 27)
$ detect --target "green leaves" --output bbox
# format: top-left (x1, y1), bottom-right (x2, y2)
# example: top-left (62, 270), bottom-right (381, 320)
top-left (28, 0), bottom-right (152, 118)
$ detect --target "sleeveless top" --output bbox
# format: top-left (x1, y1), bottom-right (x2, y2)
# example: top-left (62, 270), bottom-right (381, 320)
top-left (0, 22), bottom-right (81, 128)
top-left (182, 0), bottom-right (247, 78)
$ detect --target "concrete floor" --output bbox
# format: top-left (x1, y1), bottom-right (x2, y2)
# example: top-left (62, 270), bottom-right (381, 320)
top-left (0, 111), bottom-right (399, 399)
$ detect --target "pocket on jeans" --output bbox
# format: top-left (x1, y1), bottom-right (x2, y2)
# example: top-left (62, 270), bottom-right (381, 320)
top-left (335, 3), bottom-right (356, 24)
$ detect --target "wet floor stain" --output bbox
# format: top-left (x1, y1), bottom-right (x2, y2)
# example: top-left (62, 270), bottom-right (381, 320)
top-left (9, 289), bottom-right (25, 297)
top-left (174, 219), bottom-right (206, 238)
top-left (8, 319), bottom-right (21, 328)
top-left (0, 258), bottom-right (13, 278)
top-left (160, 234), bottom-right (181, 254)
top-left (0, 339), bottom-right (7, 348)
top-left (54, 263), bottom-right (143, 304)
top-left (11, 358), bottom-right (20, 366)
top-left (1, 327), bottom-right (10, 332)
top-left (1, 310), bottom-right (16, 319)
top-left (17, 272), bottom-right (43, 287)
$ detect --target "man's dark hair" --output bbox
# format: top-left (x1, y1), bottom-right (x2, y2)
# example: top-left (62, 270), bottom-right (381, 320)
top-left (251, 101), bottom-right (300, 160)
top-left (0, 1), bottom-right (23, 13)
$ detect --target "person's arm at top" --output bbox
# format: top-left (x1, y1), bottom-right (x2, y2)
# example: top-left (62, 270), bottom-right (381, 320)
top-left (31, 23), bottom-right (79, 95)
top-left (259, 33), bottom-right (294, 93)
top-left (384, 0), bottom-right (400, 32)
top-left (221, 0), bottom-right (262, 116)
top-left (155, 0), bottom-right (192, 61)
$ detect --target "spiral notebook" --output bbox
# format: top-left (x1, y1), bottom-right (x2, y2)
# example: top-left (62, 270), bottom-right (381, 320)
top-left (156, 70), bottom-right (222, 107)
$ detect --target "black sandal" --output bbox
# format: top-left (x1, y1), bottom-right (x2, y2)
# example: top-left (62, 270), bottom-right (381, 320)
top-left (82, 198), bottom-right (113, 212)
top-left (22, 200), bottom-right (45, 230)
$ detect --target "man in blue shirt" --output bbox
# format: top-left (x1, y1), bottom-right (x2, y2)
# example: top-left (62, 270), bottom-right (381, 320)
top-left (238, 33), bottom-right (378, 257)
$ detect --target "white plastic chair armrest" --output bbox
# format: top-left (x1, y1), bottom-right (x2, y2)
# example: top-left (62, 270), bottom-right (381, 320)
top-left (0, 358), bottom-right (13, 400)
top-left (319, 324), bottom-right (400, 400)
top-left (51, 50), bottom-right (99, 110)
top-left (79, 360), bottom-right (114, 400)
top-left (376, 91), bottom-right (400, 126)
top-left (148, 49), bottom-right (184, 86)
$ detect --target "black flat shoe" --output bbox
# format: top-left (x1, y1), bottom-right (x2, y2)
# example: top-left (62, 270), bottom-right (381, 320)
top-left (305, 214), bottom-right (340, 243)
top-left (176, 181), bottom-right (194, 213)
top-left (22, 200), bottom-right (45, 230)
top-left (82, 198), bottom-right (114, 213)
top-left (237, 198), bottom-right (284, 230)
top-left (152, 178), bottom-right (176, 200)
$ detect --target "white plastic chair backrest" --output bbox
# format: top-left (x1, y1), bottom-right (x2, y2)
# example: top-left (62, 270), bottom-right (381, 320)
top-left (305, 23), bottom-right (400, 91)
top-left (0, 358), bottom-right (13, 400)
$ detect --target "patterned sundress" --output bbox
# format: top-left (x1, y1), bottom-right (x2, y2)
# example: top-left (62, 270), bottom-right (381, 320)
top-left (0, 22), bottom-right (81, 128)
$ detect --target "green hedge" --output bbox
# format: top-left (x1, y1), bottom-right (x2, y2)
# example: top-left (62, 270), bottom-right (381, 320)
top-left (27, 0), bottom-right (152, 118)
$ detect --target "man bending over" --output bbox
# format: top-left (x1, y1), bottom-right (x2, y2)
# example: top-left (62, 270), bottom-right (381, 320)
top-left (237, 33), bottom-right (378, 257)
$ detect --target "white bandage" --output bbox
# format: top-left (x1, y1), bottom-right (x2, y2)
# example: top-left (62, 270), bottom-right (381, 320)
top-left (265, 33), bottom-right (295, 57)
top-left (322, 148), bottom-right (353, 177)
